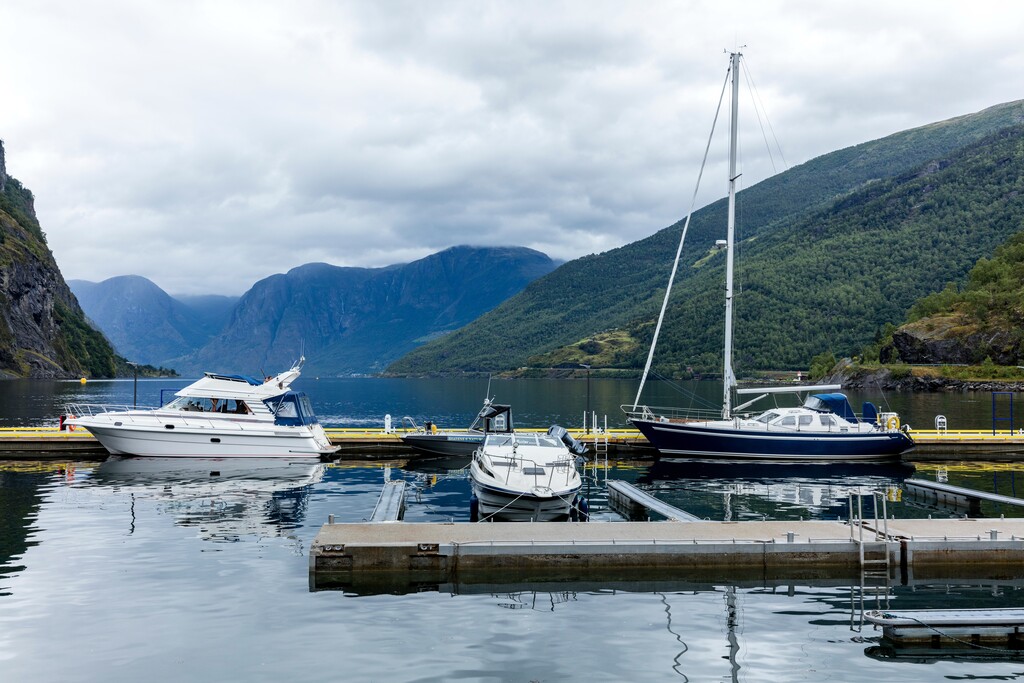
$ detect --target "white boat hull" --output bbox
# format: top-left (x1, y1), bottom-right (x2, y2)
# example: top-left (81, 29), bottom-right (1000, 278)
top-left (471, 478), bottom-right (579, 522)
top-left (469, 432), bottom-right (582, 521)
top-left (66, 359), bottom-right (337, 459)
top-left (78, 421), bottom-right (333, 458)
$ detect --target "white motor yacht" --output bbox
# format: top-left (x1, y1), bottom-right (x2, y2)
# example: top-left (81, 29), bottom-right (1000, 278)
top-left (470, 430), bottom-right (582, 522)
top-left (66, 358), bottom-right (338, 458)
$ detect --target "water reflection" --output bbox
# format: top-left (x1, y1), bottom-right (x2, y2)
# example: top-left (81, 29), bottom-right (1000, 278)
top-left (7, 459), bottom-right (1024, 680)
top-left (636, 460), bottom-right (917, 521)
top-left (85, 456), bottom-right (325, 541)
top-left (0, 465), bottom-right (52, 595)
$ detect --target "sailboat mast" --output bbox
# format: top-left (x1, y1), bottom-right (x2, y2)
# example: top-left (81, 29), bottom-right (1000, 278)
top-left (722, 51), bottom-right (741, 419)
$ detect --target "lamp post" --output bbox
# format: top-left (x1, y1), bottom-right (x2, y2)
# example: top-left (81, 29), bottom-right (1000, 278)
top-left (580, 364), bottom-right (591, 434)
top-left (128, 362), bottom-right (138, 407)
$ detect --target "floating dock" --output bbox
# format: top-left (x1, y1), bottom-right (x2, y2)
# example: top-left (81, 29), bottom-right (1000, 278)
top-left (368, 480), bottom-right (407, 522)
top-left (0, 427), bottom-right (108, 454)
top-left (4, 426), bottom-right (1024, 460)
top-left (309, 515), bottom-right (1024, 592)
top-left (606, 480), bottom-right (702, 521)
top-left (865, 607), bottom-right (1024, 655)
top-left (905, 477), bottom-right (1024, 516)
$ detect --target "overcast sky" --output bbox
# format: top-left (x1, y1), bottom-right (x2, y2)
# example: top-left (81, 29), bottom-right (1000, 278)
top-left (2, 1), bottom-right (1023, 295)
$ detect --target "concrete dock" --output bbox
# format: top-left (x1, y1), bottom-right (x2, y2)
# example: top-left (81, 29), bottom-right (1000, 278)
top-left (308, 516), bottom-right (1024, 592)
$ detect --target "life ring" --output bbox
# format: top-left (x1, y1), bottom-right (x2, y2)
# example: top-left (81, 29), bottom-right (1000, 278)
top-left (885, 415), bottom-right (900, 431)
top-left (67, 415), bottom-right (76, 432)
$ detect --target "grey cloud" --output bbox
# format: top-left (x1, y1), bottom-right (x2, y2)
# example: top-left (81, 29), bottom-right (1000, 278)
top-left (3, 0), bottom-right (1023, 296)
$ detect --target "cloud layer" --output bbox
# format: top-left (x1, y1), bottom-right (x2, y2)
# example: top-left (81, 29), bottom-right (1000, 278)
top-left (2, 0), bottom-right (1022, 294)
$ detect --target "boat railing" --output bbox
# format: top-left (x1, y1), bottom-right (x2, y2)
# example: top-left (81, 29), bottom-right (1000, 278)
top-left (399, 416), bottom-right (424, 433)
top-left (513, 454), bottom-right (577, 490)
top-left (65, 403), bottom-right (154, 418)
top-left (64, 403), bottom-right (259, 431)
top-left (621, 404), bottom-right (723, 423)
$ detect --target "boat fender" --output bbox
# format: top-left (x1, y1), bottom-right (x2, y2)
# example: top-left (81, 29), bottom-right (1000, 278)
top-left (886, 415), bottom-right (900, 431)
top-left (579, 497), bottom-right (590, 522)
top-left (469, 494), bottom-right (479, 523)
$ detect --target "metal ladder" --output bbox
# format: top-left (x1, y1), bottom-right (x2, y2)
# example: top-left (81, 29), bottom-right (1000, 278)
top-left (586, 413), bottom-right (609, 481)
top-left (849, 491), bottom-right (892, 631)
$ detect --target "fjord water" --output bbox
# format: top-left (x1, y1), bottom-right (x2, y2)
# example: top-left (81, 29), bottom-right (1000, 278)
top-left (0, 374), bottom-right (1013, 431)
top-left (3, 378), bottom-right (1024, 681)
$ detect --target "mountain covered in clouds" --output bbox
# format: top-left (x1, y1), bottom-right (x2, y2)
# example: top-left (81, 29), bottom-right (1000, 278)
top-left (387, 100), bottom-right (1024, 376)
top-left (68, 276), bottom-right (236, 367)
top-left (174, 246), bottom-right (557, 376)
top-left (76, 246), bottom-right (557, 375)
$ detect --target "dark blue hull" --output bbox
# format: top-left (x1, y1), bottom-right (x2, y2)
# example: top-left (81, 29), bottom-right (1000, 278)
top-left (400, 432), bottom-right (482, 459)
top-left (631, 419), bottom-right (914, 462)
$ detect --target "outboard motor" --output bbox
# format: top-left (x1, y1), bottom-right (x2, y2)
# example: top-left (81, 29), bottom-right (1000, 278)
top-left (547, 425), bottom-right (589, 456)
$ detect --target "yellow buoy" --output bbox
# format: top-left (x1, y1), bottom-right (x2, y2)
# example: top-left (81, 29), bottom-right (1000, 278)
top-left (80, 377), bottom-right (87, 384)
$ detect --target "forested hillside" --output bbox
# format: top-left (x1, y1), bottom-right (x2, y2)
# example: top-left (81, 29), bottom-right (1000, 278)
top-left (885, 227), bottom-right (1024, 365)
top-left (388, 100), bottom-right (1024, 376)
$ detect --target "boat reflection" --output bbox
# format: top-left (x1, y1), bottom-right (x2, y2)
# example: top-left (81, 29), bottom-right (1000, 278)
top-left (637, 459), bottom-right (916, 521)
top-left (89, 456), bottom-right (325, 541)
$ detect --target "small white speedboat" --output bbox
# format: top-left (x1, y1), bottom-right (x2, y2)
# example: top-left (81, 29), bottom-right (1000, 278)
top-left (66, 358), bottom-right (338, 458)
top-left (470, 430), bottom-right (582, 522)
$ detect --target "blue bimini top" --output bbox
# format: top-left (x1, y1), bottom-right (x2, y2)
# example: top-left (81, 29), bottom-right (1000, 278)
top-left (805, 393), bottom-right (857, 422)
top-left (264, 391), bottom-right (320, 426)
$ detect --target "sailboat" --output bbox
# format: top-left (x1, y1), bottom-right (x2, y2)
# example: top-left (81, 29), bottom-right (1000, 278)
top-left (623, 52), bottom-right (914, 462)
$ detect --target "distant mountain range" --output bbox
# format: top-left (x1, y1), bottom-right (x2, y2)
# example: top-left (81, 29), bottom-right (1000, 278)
top-left (71, 246), bottom-right (557, 376)
top-left (387, 100), bottom-right (1024, 376)
top-left (69, 276), bottom-right (237, 368)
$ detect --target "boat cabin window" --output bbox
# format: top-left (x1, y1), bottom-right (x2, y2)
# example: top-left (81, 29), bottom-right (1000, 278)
top-left (165, 397), bottom-right (252, 414)
top-left (755, 412), bottom-right (780, 424)
top-left (819, 415), bottom-right (837, 427)
top-left (777, 416), bottom-right (797, 427)
top-left (798, 415), bottom-right (813, 427)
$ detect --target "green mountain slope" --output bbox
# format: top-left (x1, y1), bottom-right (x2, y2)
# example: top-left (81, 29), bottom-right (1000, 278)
top-left (387, 100), bottom-right (1024, 376)
top-left (646, 125), bottom-right (1024, 372)
top-left (0, 142), bottom-right (118, 378)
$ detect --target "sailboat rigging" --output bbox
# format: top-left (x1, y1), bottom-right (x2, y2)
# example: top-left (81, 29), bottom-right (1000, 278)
top-left (623, 51), bottom-right (914, 462)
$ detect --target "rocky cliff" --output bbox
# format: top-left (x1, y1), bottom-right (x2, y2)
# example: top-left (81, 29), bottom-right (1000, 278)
top-left (0, 141), bottom-right (117, 378)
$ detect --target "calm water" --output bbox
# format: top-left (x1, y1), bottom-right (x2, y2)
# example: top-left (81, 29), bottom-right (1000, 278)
top-left (0, 374), bottom-right (1017, 431)
top-left (4, 378), bottom-right (1024, 681)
